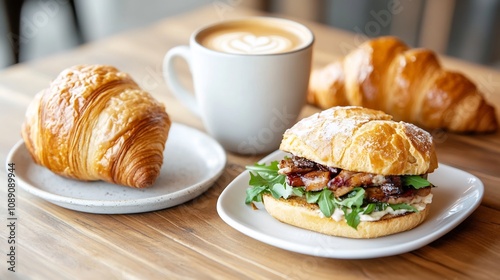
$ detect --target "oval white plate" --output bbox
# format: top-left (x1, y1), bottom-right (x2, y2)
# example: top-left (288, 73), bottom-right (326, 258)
top-left (217, 150), bottom-right (484, 259)
top-left (7, 123), bottom-right (226, 214)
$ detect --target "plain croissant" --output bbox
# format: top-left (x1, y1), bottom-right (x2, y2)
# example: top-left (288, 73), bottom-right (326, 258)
top-left (22, 65), bottom-right (172, 188)
top-left (308, 36), bottom-right (498, 133)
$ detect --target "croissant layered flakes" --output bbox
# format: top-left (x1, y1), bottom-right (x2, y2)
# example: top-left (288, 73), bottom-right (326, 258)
top-left (308, 36), bottom-right (498, 133)
top-left (22, 65), bottom-right (172, 188)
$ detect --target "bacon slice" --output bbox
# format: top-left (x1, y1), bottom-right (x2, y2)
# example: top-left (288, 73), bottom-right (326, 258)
top-left (279, 158), bottom-right (314, 174)
top-left (279, 155), bottom-right (429, 202)
top-left (366, 186), bottom-right (431, 204)
top-left (302, 171), bottom-right (330, 191)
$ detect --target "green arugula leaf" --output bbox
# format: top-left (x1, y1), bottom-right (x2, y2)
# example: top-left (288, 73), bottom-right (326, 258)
top-left (344, 207), bottom-right (361, 229)
top-left (334, 189), bottom-right (365, 229)
top-left (306, 191), bottom-right (321, 203)
top-left (248, 172), bottom-right (270, 187)
top-left (270, 183), bottom-right (293, 199)
top-left (363, 202), bottom-right (392, 214)
top-left (245, 185), bottom-right (267, 204)
top-left (376, 202), bottom-right (389, 212)
top-left (245, 161), bottom-right (288, 204)
top-left (389, 203), bottom-right (418, 212)
top-left (336, 187), bottom-right (365, 208)
top-left (402, 175), bottom-right (431, 189)
top-left (362, 203), bottom-right (376, 215)
top-left (317, 189), bottom-right (335, 217)
top-left (292, 187), bottom-right (305, 197)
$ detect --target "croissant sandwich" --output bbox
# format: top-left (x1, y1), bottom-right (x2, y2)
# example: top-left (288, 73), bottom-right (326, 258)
top-left (22, 65), bottom-right (172, 188)
top-left (308, 36), bottom-right (498, 133)
top-left (245, 106), bottom-right (437, 238)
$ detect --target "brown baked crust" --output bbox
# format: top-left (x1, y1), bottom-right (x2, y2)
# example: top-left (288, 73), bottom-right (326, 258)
top-left (22, 65), bottom-right (171, 188)
top-left (262, 193), bottom-right (430, 239)
top-left (280, 106), bottom-right (438, 175)
top-left (307, 36), bottom-right (498, 133)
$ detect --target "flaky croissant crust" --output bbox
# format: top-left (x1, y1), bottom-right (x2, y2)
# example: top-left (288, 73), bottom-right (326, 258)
top-left (22, 65), bottom-right (171, 188)
top-left (308, 36), bottom-right (498, 133)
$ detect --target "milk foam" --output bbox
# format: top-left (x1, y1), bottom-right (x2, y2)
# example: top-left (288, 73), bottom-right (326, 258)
top-left (210, 32), bottom-right (293, 54)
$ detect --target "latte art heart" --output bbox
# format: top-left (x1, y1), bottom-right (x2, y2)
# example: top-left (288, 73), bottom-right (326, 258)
top-left (214, 32), bottom-right (293, 54)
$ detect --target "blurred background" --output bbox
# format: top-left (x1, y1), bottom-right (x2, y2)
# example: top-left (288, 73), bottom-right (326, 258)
top-left (0, 0), bottom-right (499, 69)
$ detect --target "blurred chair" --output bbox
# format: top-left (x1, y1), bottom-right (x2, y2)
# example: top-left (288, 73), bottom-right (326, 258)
top-left (2, 0), bottom-right (83, 64)
top-left (267, 0), bottom-right (499, 67)
top-left (447, 0), bottom-right (500, 65)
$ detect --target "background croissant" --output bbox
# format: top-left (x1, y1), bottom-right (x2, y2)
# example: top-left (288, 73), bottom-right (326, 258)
top-left (308, 36), bottom-right (498, 133)
top-left (22, 65), bottom-right (171, 188)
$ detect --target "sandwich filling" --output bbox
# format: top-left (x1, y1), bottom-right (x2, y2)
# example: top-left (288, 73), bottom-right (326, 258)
top-left (279, 155), bottom-right (433, 205)
top-left (245, 155), bottom-right (435, 230)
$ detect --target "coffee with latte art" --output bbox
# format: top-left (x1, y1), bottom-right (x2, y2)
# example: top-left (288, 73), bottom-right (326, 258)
top-left (197, 18), bottom-right (312, 55)
top-left (165, 17), bottom-right (313, 153)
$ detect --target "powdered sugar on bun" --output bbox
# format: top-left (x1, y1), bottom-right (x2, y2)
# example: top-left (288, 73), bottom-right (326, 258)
top-left (280, 106), bottom-right (437, 175)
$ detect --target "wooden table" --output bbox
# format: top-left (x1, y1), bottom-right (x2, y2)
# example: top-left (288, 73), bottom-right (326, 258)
top-left (1, 6), bottom-right (499, 279)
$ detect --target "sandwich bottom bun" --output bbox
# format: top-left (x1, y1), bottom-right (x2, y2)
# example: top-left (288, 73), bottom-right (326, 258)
top-left (262, 194), bottom-right (430, 239)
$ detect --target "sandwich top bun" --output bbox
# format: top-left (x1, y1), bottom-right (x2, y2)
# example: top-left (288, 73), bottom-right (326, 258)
top-left (280, 106), bottom-right (438, 175)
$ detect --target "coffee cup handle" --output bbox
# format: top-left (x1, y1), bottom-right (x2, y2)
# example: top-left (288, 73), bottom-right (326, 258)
top-left (163, 46), bottom-right (200, 116)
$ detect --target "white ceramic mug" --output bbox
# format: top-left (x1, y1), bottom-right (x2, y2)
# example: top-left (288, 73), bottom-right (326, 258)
top-left (164, 17), bottom-right (314, 154)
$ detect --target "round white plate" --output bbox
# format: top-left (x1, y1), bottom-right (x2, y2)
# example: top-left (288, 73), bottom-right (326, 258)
top-left (217, 150), bottom-right (484, 259)
top-left (7, 123), bottom-right (226, 214)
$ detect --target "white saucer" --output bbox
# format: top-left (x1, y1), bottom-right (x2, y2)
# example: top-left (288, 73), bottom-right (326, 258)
top-left (7, 123), bottom-right (226, 214)
top-left (217, 150), bottom-right (484, 259)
